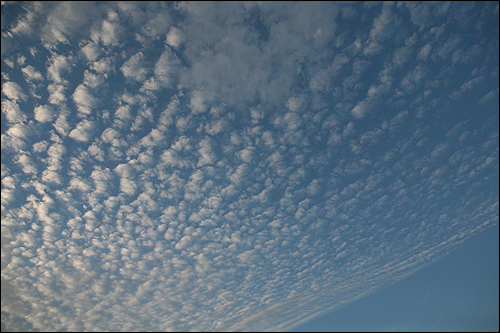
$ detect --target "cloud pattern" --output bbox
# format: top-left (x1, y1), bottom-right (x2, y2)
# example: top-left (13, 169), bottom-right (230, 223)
top-left (1, 2), bottom-right (499, 331)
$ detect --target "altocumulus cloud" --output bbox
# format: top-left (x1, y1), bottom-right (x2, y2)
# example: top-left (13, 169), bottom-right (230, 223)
top-left (1, 1), bottom-right (499, 332)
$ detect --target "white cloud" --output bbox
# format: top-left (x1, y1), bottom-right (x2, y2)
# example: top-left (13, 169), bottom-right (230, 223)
top-left (41, 170), bottom-right (62, 185)
top-left (91, 168), bottom-right (113, 194)
top-left (389, 110), bottom-right (409, 132)
top-left (47, 83), bottom-right (67, 104)
top-left (1, 3), bottom-right (498, 332)
top-left (7, 2), bottom-right (42, 36)
top-left (114, 105), bottom-right (132, 121)
top-left (90, 57), bottom-right (113, 73)
top-left (175, 235), bottom-right (192, 250)
top-left (45, 143), bottom-right (66, 171)
top-left (68, 120), bottom-right (95, 142)
top-left (34, 105), bottom-right (54, 123)
top-left (91, 12), bottom-right (123, 46)
top-left (205, 117), bottom-right (229, 135)
top-left (153, 49), bottom-right (181, 88)
top-left (166, 27), bottom-right (184, 48)
top-left (351, 100), bottom-right (372, 119)
top-left (5, 123), bottom-right (30, 141)
top-left (364, 5), bottom-right (400, 56)
top-left (52, 110), bottom-right (71, 136)
top-left (46, 54), bottom-right (72, 83)
top-left (114, 163), bottom-right (134, 179)
top-left (120, 177), bottom-right (137, 195)
top-left (40, 2), bottom-right (100, 47)
top-left (82, 70), bottom-right (107, 90)
top-left (68, 177), bottom-right (91, 192)
top-left (72, 84), bottom-right (97, 115)
top-left (239, 147), bottom-right (254, 163)
top-left (16, 154), bottom-right (37, 174)
top-left (32, 140), bottom-right (49, 153)
top-left (437, 35), bottom-right (463, 60)
top-left (197, 142), bottom-right (216, 167)
top-left (140, 128), bottom-right (165, 147)
top-left (2, 81), bottom-right (28, 101)
top-left (101, 127), bottom-right (121, 143)
top-left (87, 142), bottom-right (105, 162)
top-left (190, 90), bottom-right (208, 114)
top-left (120, 52), bottom-right (149, 82)
top-left (286, 96), bottom-right (304, 112)
top-left (2, 100), bottom-right (27, 123)
top-left (229, 164), bottom-right (249, 185)
top-left (80, 42), bottom-right (102, 62)
top-left (21, 65), bottom-right (44, 82)
top-left (370, 5), bottom-right (396, 40)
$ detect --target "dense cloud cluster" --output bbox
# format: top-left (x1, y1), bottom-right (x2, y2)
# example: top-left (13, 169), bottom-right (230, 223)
top-left (1, 2), bottom-right (499, 331)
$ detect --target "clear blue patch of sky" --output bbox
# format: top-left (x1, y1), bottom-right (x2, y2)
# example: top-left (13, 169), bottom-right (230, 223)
top-left (290, 224), bottom-right (499, 332)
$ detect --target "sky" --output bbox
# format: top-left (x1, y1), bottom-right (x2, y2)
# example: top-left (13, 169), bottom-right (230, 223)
top-left (0, 1), bottom-right (498, 332)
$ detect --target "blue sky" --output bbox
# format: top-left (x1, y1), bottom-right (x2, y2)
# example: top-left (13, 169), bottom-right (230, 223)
top-left (1, 1), bottom-right (498, 332)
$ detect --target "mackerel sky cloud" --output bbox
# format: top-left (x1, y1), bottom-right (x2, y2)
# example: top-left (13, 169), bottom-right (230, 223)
top-left (1, 2), bottom-right (499, 332)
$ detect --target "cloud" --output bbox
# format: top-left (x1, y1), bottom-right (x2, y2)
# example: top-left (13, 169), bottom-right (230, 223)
top-left (68, 120), bottom-right (95, 142)
top-left (114, 104), bottom-right (132, 122)
top-left (140, 50), bottom-right (181, 92)
top-left (437, 35), bottom-right (463, 60)
top-left (120, 177), bottom-right (137, 195)
top-left (21, 65), bottom-right (44, 82)
top-left (392, 46), bottom-right (413, 67)
top-left (72, 84), bottom-right (97, 115)
top-left (40, 2), bottom-right (100, 47)
top-left (90, 57), bottom-right (113, 73)
top-left (140, 128), bottom-right (165, 147)
top-left (82, 70), bottom-right (107, 90)
top-left (351, 100), bottom-right (373, 119)
top-left (90, 11), bottom-right (123, 46)
top-left (80, 42), bottom-right (102, 62)
top-left (154, 50), bottom-right (181, 83)
top-left (90, 168), bottom-right (113, 194)
top-left (2, 81), bottom-right (28, 101)
top-left (2, 100), bottom-right (27, 123)
top-left (286, 96), bottom-right (304, 112)
top-left (52, 109), bottom-right (71, 137)
top-left (364, 5), bottom-right (400, 56)
top-left (417, 43), bottom-right (432, 61)
top-left (32, 140), bottom-right (49, 153)
top-left (47, 83), bottom-right (67, 104)
top-left (46, 54), bottom-right (73, 83)
top-left (120, 52), bottom-right (149, 82)
top-left (239, 147), bottom-right (254, 163)
top-left (33, 105), bottom-right (54, 123)
top-left (189, 90), bottom-right (208, 114)
top-left (389, 111), bottom-right (409, 132)
top-left (44, 143), bottom-right (66, 171)
top-left (16, 154), bottom-right (38, 174)
top-left (197, 138), bottom-right (216, 167)
top-left (41, 170), bottom-right (62, 185)
top-left (6, 2), bottom-right (42, 36)
top-left (450, 76), bottom-right (485, 101)
top-left (166, 27), bottom-right (184, 48)
top-left (1, 123), bottom-right (36, 152)
top-left (479, 88), bottom-right (499, 105)
top-left (68, 177), bottom-right (91, 192)
top-left (1, 2), bottom-right (499, 332)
